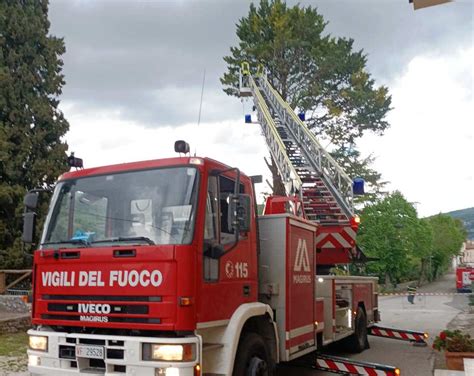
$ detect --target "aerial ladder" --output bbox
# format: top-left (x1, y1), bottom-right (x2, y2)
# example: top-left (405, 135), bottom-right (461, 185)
top-left (239, 63), bottom-right (364, 267)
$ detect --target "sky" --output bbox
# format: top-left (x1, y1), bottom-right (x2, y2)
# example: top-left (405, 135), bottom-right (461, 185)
top-left (48, 0), bottom-right (473, 217)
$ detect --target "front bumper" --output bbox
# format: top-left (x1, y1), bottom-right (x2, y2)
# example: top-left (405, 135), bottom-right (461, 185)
top-left (27, 329), bottom-right (201, 376)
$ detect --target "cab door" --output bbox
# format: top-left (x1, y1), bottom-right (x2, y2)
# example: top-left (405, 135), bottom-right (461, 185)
top-left (198, 172), bottom-right (257, 324)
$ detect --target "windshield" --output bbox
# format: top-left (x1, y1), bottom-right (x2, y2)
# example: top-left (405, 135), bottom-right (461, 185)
top-left (41, 166), bottom-right (199, 248)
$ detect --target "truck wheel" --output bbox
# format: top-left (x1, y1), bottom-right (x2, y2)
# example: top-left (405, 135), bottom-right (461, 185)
top-left (346, 308), bottom-right (368, 353)
top-left (233, 332), bottom-right (274, 376)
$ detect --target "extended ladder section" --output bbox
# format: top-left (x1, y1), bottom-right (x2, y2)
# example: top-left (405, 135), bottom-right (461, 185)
top-left (245, 74), bottom-right (302, 197)
top-left (243, 70), bottom-right (354, 225)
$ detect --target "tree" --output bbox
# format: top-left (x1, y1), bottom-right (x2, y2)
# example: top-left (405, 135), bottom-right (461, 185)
top-left (427, 214), bottom-right (466, 279)
top-left (221, 0), bottom-right (391, 196)
top-left (0, 0), bottom-right (69, 268)
top-left (357, 192), bottom-right (423, 287)
top-left (413, 218), bottom-right (434, 283)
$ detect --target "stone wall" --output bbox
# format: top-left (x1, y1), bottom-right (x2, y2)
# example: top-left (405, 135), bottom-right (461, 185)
top-left (0, 296), bottom-right (31, 334)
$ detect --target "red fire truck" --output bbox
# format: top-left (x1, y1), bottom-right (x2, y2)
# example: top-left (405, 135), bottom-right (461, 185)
top-left (456, 242), bottom-right (474, 292)
top-left (22, 66), bottom-right (421, 375)
top-left (456, 266), bottom-right (474, 292)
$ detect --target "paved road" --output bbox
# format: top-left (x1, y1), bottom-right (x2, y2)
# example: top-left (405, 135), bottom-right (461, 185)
top-left (278, 272), bottom-right (468, 375)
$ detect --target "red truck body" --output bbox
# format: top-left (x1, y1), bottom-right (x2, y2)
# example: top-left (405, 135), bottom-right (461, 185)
top-left (456, 266), bottom-right (474, 292)
top-left (27, 156), bottom-right (379, 376)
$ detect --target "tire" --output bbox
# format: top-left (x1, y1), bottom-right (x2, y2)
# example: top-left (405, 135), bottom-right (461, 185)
top-left (232, 332), bottom-right (275, 376)
top-left (346, 308), bottom-right (368, 353)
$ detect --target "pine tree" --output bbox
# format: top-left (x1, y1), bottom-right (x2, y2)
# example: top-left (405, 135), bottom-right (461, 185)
top-left (0, 0), bottom-right (69, 268)
top-left (222, 0), bottom-right (391, 198)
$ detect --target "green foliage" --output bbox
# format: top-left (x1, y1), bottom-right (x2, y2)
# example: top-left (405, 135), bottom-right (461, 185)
top-left (222, 0), bottom-right (392, 197)
top-left (0, 0), bottom-right (69, 268)
top-left (357, 191), bottom-right (425, 286)
top-left (426, 214), bottom-right (466, 279)
top-left (356, 192), bottom-right (467, 285)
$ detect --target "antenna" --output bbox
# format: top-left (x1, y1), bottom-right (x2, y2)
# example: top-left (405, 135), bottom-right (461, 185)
top-left (195, 68), bottom-right (206, 156)
top-left (197, 68), bottom-right (206, 127)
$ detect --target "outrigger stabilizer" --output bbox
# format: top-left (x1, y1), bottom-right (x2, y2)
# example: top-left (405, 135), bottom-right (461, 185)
top-left (315, 353), bottom-right (401, 375)
top-left (369, 325), bottom-right (428, 346)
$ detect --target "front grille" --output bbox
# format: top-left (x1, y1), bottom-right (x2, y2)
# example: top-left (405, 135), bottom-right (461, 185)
top-left (107, 348), bottom-right (124, 359)
top-left (59, 345), bottom-right (75, 359)
top-left (42, 295), bottom-right (162, 302)
top-left (41, 314), bottom-right (161, 324)
top-left (47, 303), bottom-right (149, 315)
top-left (57, 334), bottom-right (128, 374)
top-left (108, 340), bottom-right (124, 346)
top-left (114, 365), bottom-right (126, 373)
top-left (85, 358), bottom-right (105, 371)
top-left (79, 338), bottom-right (105, 346)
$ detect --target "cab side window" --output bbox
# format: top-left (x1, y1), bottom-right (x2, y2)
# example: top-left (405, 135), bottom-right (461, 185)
top-left (204, 176), bottom-right (219, 281)
top-left (219, 175), bottom-right (237, 244)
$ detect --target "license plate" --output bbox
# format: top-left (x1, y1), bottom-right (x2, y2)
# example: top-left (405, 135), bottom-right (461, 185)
top-left (75, 345), bottom-right (104, 359)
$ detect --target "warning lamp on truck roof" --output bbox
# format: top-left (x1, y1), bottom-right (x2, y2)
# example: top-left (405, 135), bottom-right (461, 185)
top-left (67, 152), bottom-right (83, 169)
top-left (174, 140), bottom-right (190, 155)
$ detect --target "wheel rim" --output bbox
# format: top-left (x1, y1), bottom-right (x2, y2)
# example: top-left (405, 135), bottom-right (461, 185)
top-left (247, 356), bottom-right (268, 376)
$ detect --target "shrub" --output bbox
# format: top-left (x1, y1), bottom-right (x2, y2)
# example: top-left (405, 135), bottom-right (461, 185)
top-left (433, 330), bottom-right (474, 352)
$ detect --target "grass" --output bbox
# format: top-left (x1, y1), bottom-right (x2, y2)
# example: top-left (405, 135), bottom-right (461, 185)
top-left (0, 331), bottom-right (28, 372)
top-left (0, 332), bottom-right (28, 357)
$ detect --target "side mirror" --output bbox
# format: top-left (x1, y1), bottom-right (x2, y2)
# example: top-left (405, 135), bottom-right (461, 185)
top-left (22, 212), bottom-right (37, 244)
top-left (24, 192), bottom-right (39, 210)
top-left (229, 194), bottom-right (251, 233)
top-left (204, 242), bottom-right (225, 259)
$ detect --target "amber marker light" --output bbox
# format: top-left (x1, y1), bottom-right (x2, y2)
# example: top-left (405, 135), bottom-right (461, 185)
top-left (351, 215), bottom-right (361, 227)
top-left (179, 297), bottom-right (193, 306)
top-left (423, 332), bottom-right (429, 339)
top-left (394, 368), bottom-right (401, 376)
top-left (194, 364), bottom-right (201, 376)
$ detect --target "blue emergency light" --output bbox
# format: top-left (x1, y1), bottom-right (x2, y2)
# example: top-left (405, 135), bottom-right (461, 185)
top-left (352, 177), bottom-right (365, 195)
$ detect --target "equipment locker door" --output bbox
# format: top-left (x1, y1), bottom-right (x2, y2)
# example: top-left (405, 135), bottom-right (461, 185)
top-left (286, 218), bottom-right (316, 357)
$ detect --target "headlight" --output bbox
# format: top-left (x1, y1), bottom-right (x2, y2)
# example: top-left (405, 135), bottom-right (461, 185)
top-left (29, 335), bottom-right (48, 351)
top-left (143, 343), bottom-right (195, 361)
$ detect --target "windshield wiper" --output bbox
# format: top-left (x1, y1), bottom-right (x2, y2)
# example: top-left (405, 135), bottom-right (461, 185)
top-left (41, 239), bottom-right (90, 247)
top-left (92, 236), bottom-right (155, 245)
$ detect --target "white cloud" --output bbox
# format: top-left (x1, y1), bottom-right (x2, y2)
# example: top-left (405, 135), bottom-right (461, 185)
top-left (63, 47), bottom-right (473, 216)
top-left (63, 104), bottom-right (272, 202)
top-left (359, 47), bottom-right (474, 217)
